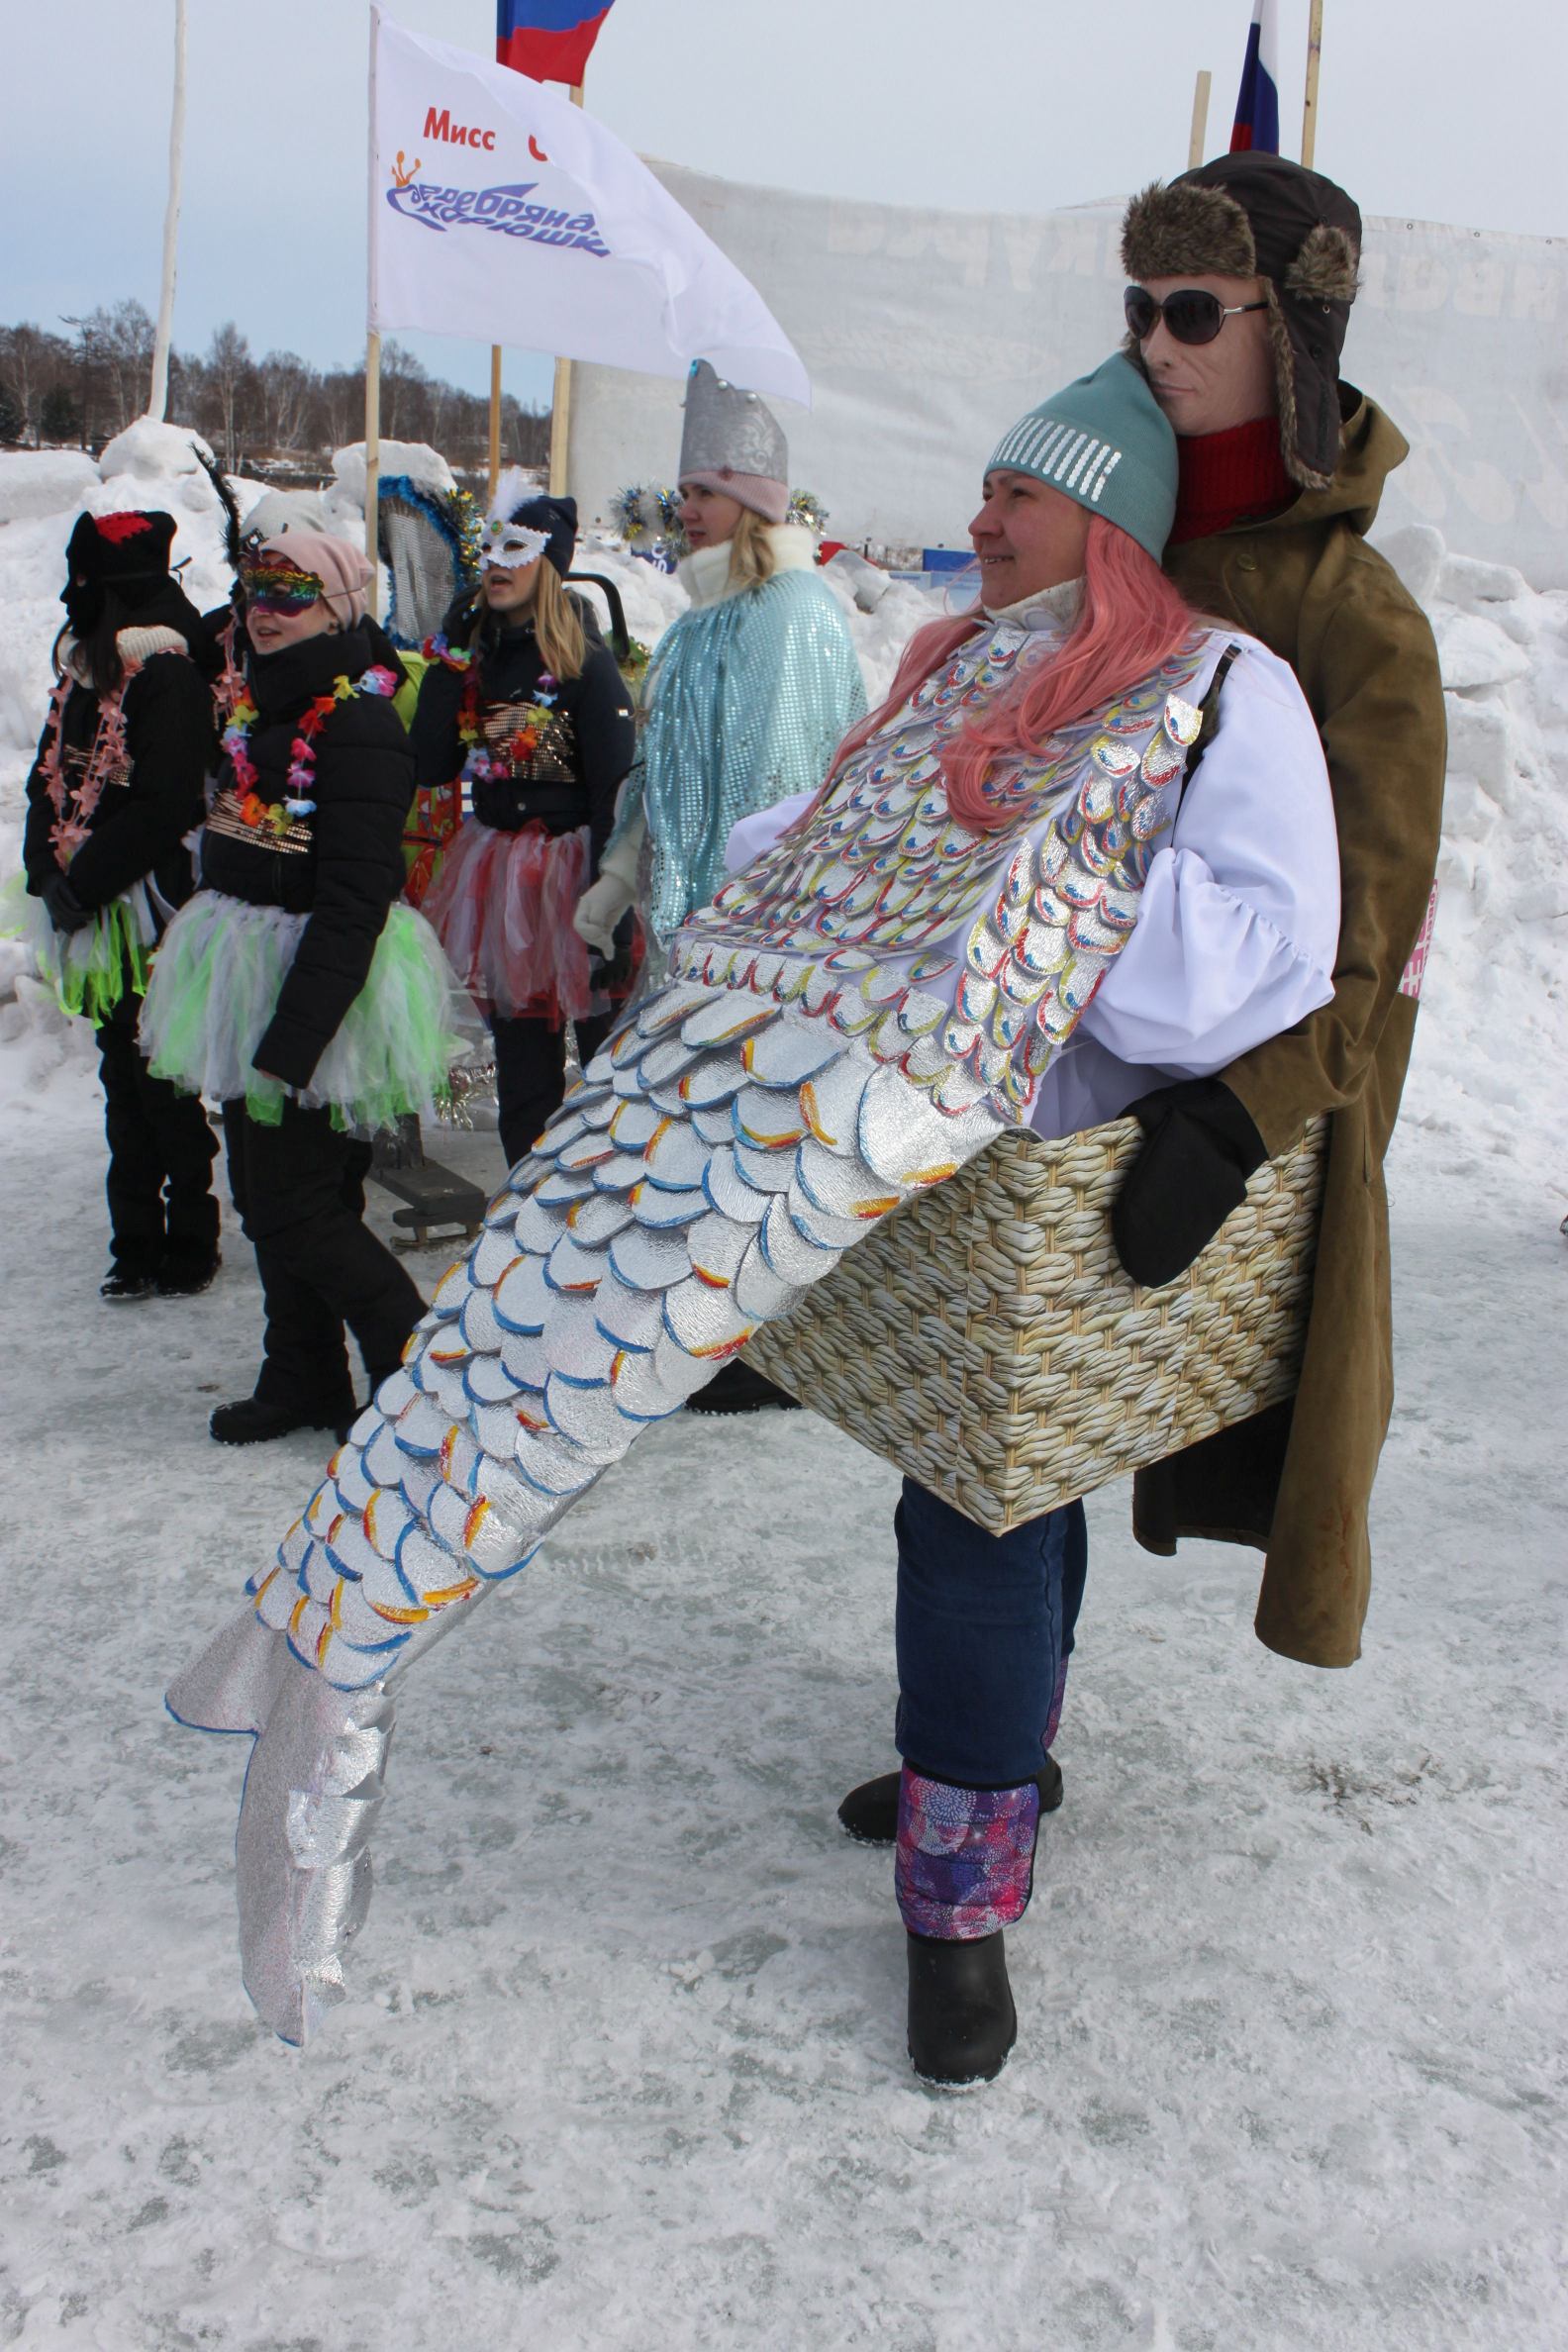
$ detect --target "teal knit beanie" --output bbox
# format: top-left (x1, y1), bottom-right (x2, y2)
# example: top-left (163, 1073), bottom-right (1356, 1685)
top-left (986, 353), bottom-right (1177, 562)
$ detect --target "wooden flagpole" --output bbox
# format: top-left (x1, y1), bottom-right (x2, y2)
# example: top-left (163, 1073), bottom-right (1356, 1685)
top-left (488, 346), bottom-right (503, 500)
top-left (1188, 68), bottom-right (1212, 169)
top-left (1302, 0), bottom-right (1324, 167)
top-left (547, 81), bottom-right (585, 498)
top-left (365, 7), bottom-right (382, 619)
top-left (148, 0), bottom-right (186, 421)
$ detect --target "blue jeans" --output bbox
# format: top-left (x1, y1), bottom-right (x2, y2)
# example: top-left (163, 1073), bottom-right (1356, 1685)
top-left (894, 1481), bottom-right (1088, 1789)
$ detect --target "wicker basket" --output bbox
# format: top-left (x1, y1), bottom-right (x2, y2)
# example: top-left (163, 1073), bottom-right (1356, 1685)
top-left (743, 1114), bottom-right (1326, 1533)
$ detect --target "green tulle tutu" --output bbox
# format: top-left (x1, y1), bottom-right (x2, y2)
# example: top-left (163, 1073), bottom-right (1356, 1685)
top-left (139, 889), bottom-right (480, 1130)
top-left (0, 871), bottom-right (158, 1027)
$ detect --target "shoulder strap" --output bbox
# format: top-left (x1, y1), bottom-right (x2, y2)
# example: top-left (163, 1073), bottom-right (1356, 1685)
top-left (1172, 641), bottom-right (1242, 825)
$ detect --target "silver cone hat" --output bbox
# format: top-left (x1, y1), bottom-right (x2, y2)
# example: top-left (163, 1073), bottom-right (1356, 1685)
top-left (677, 360), bottom-right (787, 485)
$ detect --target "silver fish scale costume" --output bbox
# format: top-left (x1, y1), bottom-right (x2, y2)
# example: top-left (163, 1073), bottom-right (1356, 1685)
top-left (167, 616), bottom-right (1218, 2042)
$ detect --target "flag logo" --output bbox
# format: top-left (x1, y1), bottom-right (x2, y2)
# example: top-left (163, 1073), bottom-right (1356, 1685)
top-left (386, 164), bottom-right (610, 257)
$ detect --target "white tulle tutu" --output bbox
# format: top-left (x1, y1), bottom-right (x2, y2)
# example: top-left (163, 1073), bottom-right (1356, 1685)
top-left (139, 889), bottom-right (481, 1129)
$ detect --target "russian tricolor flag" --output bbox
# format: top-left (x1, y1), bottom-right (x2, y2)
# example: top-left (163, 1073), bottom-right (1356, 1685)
top-left (1230, 0), bottom-right (1281, 153)
top-left (496, 0), bottom-right (617, 88)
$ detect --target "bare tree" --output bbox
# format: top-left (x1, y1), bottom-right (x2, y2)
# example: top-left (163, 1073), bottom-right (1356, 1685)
top-left (0, 323), bottom-right (72, 444)
top-left (2, 311), bottom-right (550, 477)
top-left (204, 320), bottom-right (254, 471)
top-left (85, 301), bottom-right (157, 435)
top-left (379, 341), bottom-right (432, 443)
top-left (257, 349), bottom-right (317, 454)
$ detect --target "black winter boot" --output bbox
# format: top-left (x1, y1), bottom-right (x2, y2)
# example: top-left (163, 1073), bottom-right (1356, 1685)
top-left (210, 1396), bottom-right (352, 1446)
top-left (100, 1265), bottom-right (157, 1303)
top-left (839, 1756), bottom-right (1063, 1846)
top-left (906, 1929), bottom-right (1017, 2087)
top-left (156, 1244), bottom-right (223, 1298)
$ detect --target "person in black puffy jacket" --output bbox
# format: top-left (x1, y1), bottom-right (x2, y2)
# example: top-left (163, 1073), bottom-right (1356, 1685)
top-left (413, 482), bottom-right (637, 1167)
top-left (17, 509), bottom-right (222, 1301)
top-left (141, 530), bottom-right (468, 1445)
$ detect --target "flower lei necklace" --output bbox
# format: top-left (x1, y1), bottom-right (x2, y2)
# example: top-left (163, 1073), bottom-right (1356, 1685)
top-left (213, 613), bottom-right (248, 726)
top-left (423, 632), bottom-right (559, 785)
top-left (222, 664), bottom-right (400, 838)
top-left (39, 665), bottom-right (134, 866)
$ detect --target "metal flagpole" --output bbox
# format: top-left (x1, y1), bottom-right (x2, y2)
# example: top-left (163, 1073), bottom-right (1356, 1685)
top-left (147, 0), bottom-right (187, 421)
top-left (365, 7), bottom-right (382, 620)
top-left (1302, 0), bottom-right (1324, 166)
top-left (1188, 68), bottom-right (1212, 169)
top-left (547, 80), bottom-right (585, 498)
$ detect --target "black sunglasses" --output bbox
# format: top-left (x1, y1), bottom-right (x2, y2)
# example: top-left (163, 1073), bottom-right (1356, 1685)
top-left (1124, 285), bottom-right (1269, 346)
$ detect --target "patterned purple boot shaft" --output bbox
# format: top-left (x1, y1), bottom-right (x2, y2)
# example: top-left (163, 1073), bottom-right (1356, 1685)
top-left (895, 1767), bottom-right (1041, 1942)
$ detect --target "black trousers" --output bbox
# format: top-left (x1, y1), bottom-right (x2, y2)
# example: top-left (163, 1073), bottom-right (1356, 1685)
top-left (95, 993), bottom-right (220, 1273)
top-left (222, 1099), bottom-right (425, 1413)
top-left (491, 1010), bottom-right (614, 1170)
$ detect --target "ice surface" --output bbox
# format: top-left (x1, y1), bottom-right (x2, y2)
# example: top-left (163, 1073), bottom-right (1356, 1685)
top-left (0, 441), bottom-right (1564, 2348)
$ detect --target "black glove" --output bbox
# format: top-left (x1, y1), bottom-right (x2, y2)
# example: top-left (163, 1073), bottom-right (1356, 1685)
top-left (1112, 1077), bottom-right (1268, 1288)
top-left (41, 871), bottom-right (95, 936)
top-left (587, 907), bottom-right (637, 995)
top-left (438, 585), bottom-right (482, 648)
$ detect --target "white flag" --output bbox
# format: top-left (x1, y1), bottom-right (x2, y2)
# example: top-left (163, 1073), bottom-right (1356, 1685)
top-left (369, 10), bottom-right (809, 406)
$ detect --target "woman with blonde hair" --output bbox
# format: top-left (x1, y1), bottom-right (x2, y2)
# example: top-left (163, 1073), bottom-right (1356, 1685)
top-left (415, 483), bottom-right (637, 1167)
top-left (575, 363), bottom-right (866, 1411)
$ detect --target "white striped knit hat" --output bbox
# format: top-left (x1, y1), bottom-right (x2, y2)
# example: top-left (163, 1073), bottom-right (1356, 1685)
top-left (986, 353), bottom-right (1177, 561)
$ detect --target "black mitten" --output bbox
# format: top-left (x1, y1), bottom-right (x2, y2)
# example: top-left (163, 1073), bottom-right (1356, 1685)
top-left (1112, 1077), bottom-right (1268, 1288)
top-left (42, 871), bottom-right (95, 936)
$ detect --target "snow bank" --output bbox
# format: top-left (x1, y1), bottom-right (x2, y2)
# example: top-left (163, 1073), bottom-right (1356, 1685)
top-left (332, 438), bottom-right (456, 510)
top-left (0, 449), bottom-right (99, 527)
top-left (1372, 522), bottom-right (1568, 1182)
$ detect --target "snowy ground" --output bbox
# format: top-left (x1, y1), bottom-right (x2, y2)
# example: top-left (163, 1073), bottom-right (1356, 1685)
top-left (0, 1025), bottom-right (1563, 2351)
top-left (1, 435), bottom-right (1565, 2347)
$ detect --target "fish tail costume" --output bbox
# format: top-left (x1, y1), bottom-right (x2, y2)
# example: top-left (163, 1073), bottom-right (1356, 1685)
top-left (168, 362), bottom-right (1339, 2041)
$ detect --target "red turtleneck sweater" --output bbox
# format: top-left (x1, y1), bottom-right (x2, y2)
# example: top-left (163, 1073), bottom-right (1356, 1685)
top-left (1168, 416), bottom-right (1294, 546)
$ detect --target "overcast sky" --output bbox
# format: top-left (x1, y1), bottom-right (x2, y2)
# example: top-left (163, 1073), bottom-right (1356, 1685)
top-left (5, 0), bottom-right (1563, 411)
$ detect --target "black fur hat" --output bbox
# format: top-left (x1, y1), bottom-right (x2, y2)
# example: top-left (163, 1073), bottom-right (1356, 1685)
top-left (1122, 152), bottom-right (1362, 490)
top-left (61, 509), bottom-right (178, 633)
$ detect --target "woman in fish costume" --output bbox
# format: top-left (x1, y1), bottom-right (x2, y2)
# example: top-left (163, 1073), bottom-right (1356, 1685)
top-left (169, 357), bottom-right (1339, 2083)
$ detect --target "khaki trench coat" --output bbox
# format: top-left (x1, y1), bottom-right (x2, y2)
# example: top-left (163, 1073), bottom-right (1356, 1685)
top-left (1133, 390), bottom-right (1447, 1668)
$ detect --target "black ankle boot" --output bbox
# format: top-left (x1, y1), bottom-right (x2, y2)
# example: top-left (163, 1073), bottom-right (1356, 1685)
top-left (906, 1928), bottom-right (1017, 2086)
top-left (839, 1756), bottom-right (1063, 1846)
top-left (210, 1396), bottom-right (352, 1446)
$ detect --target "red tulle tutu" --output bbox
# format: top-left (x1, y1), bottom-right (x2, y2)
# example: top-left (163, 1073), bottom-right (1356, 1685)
top-left (422, 818), bottom-right (595, 1022)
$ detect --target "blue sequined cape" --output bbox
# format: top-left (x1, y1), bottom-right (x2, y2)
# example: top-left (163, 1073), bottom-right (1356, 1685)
top-left (618, 568), bottom-right (866, 941)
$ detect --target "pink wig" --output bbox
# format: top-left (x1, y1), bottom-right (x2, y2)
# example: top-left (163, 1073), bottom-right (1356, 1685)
top-left (807, 517), bottom-right (1197, 838)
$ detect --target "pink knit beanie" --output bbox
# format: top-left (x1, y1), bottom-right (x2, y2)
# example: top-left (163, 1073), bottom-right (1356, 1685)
top-left (678, 467), bottom-right (790, 527)
top-left (258, 530), bottom-right (375, 626)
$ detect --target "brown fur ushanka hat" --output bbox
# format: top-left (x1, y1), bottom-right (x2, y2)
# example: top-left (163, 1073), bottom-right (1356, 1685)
top-left (1122, 151), bottom-right (1361, 490)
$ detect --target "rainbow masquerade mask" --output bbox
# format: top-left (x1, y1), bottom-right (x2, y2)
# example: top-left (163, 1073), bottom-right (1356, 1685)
top-left (241, 549), bottom-right (327, 616)
top-left (478, 517), bottom-right (549, 572)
